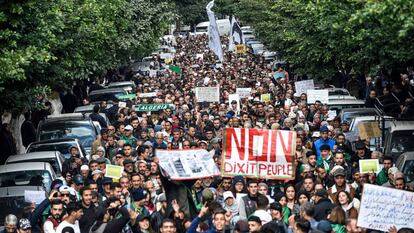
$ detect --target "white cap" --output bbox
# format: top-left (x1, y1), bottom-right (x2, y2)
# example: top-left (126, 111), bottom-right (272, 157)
top-left (223, 191), bottom-right (235, 201)
top-left (91, 169), bottom-right (102, 176)
top-left (80, 165), bottom-right (89, 171)
top-left (312, 131), bottom-right (320, 138)
top-left (125, 125), bottom-right (133, 131)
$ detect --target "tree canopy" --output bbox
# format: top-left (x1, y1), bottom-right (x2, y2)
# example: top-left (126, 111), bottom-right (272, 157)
top-left (231, 0), bottom-right (414, 78)
top-left (0, 0), bottom-right (173, 115)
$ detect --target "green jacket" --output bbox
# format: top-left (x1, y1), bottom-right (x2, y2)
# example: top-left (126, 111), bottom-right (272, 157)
top-left (332, 223), bottom-right (346, 233)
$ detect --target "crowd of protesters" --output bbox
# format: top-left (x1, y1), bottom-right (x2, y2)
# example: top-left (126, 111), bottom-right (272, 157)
top-left (3, 33), bottom-right (414, 233)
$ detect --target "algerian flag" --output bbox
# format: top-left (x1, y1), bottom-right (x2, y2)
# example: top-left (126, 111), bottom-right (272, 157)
top-left (228, 16), bottom-right (243, 52)
top-left (169, 65), bottom-right (182, 74)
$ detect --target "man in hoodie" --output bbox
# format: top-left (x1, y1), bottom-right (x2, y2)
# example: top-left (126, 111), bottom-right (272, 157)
top-left (223, 191), bottom-right (239, 227)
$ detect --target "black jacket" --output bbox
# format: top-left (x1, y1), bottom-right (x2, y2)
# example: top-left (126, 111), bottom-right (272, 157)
top-left (90, 112), bottom-right (107, 128)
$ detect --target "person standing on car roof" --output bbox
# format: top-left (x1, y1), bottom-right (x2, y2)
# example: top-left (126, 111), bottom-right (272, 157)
top-left (89, 105), bottom-right (107, 129)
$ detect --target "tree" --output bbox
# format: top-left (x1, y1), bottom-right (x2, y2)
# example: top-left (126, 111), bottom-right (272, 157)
top-left (0, 0), bottom-right (173, 116)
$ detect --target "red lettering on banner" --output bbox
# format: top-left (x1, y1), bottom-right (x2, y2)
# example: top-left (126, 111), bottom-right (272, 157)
top-left (225, 128), bottom-right (246, 160)
top-left (270, 130), bottom-right (277, 162)
top-left (277, 130), bottom-right (293, 162)
top-left (248, 129), bottom-right (268, 162)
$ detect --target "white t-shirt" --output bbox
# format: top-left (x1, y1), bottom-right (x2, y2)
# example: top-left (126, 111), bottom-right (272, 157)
top-left (253, 209), bottom-right (272, 225)
top-left (55, 220), bottom-right (81, 233)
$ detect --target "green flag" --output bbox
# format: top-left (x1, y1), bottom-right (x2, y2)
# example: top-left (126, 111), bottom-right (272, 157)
top-left (169, 65), bottom-right (182, 74)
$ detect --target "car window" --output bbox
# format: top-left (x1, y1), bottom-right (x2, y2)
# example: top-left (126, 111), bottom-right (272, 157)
top-left (27, 142), bottom-right (78, 159)
top-left (402, 160), bottom-right (414, 183)
top-left (39, 124), bottom-right (96, 148)
top-left (0, 170), bottom-right (53, 192)
top-left (391, 131), bottom-right (414, 155)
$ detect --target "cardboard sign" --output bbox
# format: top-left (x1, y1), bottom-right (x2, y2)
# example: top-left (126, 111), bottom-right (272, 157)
top-left (228, 94), bottom-right (240, 114)
top-left (196, 54), bottom-right (204, 60)
top-left (260, 93), bottom-right (271, 102)
top-left (133, 104), bottom-right (175, 112)
top-left (235, 44), bottom-right (246, 54)
top-left (221, 128), bottom-right (296, 179)
top-left (149, 70), bottom-right (157, 77)
top-left (307, 90), bottom-right (329, 104)
top-left (358, 122), bottom-right (381, 140)
top-left (195, 87), bottom-right (220, 102)
top-left (157, 149), bottom-right (220, 180)
top-left (358, 184), bottom-right (414, 231)
top-left (359, 159), bottom-right (380, 174)
top-left (295, 80), bottom-right (315, 95)
top-left (118, 101), bottom-right (127, 108)
top-left (138, 92), bottom-right (158, 98)
top-left (105, 164), bottom-right (124, 179)
top-left (236, 88), bottom-right (252, 99)
top-left (24, 190), bottom-right (46, 204)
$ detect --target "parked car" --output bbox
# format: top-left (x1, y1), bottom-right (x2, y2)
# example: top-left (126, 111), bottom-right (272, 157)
top-left (106, 81), bottom-right (136, 92)
top-left (36, 114), bottom-right (98, 156)
top-left (339, 108), bottom-right (378, 123)
top-left (327, 99), bottom-right (365, 114)
top-left (383, 121), bottom-right (414, 161)
top-left (27, 138), bottom-right (88, 161)
top-left (88, 87), bottom-right (130, 104)
top-left (5, 151), bottom-right (64, 176)
top-left (395, 152), bottom-right (414, 184)
top-left (0, 162), bottom-right (54, 229)
top-left (74, 104), bottom-right (113, 114)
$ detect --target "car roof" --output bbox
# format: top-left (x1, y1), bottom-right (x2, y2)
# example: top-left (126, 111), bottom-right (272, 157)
top-left (89, 87), bottom-right (127, 95)
top-left (0, 186), bottom-right (46, 198)
top-left (40, 120), bottom-right (93, 128)
top-left (352, 116), bottom-right (394, 121)
top-left (390, 121), bottom-right (414, 132)
top-left (29, 138), bottom-right (80, 145)
top-left (327, 99), bottom-right (365, 105)
top-left (44, 113), bottom-right (90, 122)
top-left (6, 152), bottom-right (60, 164)
top-left (0, 162), bottom-right (54, 174)
top-left (341, 108), bottom-right (377, 113)
top-left (399, 151), bottom-right (414, 159)
top-left (107, 81), bottom-right (135, 86)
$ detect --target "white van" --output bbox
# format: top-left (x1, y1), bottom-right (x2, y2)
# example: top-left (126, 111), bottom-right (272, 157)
top-left (195, 19), bottom-right (231, 36)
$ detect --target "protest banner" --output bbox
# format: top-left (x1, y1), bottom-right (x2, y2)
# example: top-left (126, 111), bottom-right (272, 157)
top-left (222, 128), bottom-right (296, 179)
top-left (149, 70), bottom-right (157, 77)
top-left (105, 164), bottom-right (123, 179)
top-left (24, 190), bottom-right (46, 204)
top-left (236, 88), bottom-right (252, 99)
top-left (195, 87), bottom-right (220, 102)
top-left (228, 94), bottom-right (240, 114)
top-left (133, 104), bottom-right (175, 112)
top-left (357, 184), bottom-right (414, 231)
top-left (235, 44), bottom-right (246, 54)
top-left (116, 93), bottom-right (137, 100)
top-left (169, 65), bottom-right (182, 74)
top-left (359, 159), bottom-right (380, 174)
top-left (157, 149), bottom-right (220, 180)
top-left (307, 90), bottom-right (329, 104)
top-left (358, 122), bottom-right (381, 140)
top-left (260, 93), bottom-right (271, 102)
top-left (138, 92), bottom-right (158, 98)
top-left (118, 101), bottom-right (127, 108)
top-left (295, 79), bottom-right (315, 95)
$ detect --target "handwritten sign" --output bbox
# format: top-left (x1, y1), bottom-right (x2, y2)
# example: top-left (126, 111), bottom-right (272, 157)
top-left (359, 159), bottom-right (380, 174)
top-left (307, 90), bottom-right (329, 104)
top-left (157, 149), bottom-right (220, 180)
top-left (221, 128), bottom-right (296, 179)
top-left (105, 164), bottom-right (124, 179)
top-left (236, 88), bottom-right (252, 99)
top-left (116, 94), bottom-right (136, 100)
top-left (24, 190), bottom-right (46, 204)
top-left (195, 87), bottom-right (220, 102)
top-left (228, 94), bottom-right (240, 114)
top-left (295, 80), bottom-right (314, 95)
top-left (357, 184), bottom-right (414, 231)
top-left (358, 122), bottom-right (381, 140)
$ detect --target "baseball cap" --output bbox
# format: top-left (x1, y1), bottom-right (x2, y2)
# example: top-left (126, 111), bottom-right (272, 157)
top-left (320, 125), bottom-right (329, 132)
top-left (91, 170), bottom-right (102, 176)
top-left (333, 168), bottom-right (346, 177)
top-left (61, 226), bottom-right (75, 233)
top-left (73, 174), bottom-right (84, 185)
top-left (223, 191), bottom-right (234, 201)
top-left (131, 188), bottom-right (148, 202)
top-left (317, 220), bottom-right (333, 233)
top-left (102, 177), bottom-right (113, 185)
top-left (96, 157), bottom-right (106, 164)
top-left (143, 141), bottom-right (153, 147)
top-left (125, 125), bottom-right (133, 131)
top-left (312, 131), bottom-right (320, 138)
top-left (18, 218), bottom-right (31, 230)
top-left (315, 189), bottom-right (328, 198)
top-left (355, 141), bottom-right (366, 150)
top-left (137, 214), bottom-right (150, 222)
top-left (123, 159), bottom-right (134, 166)
top-left (319, 144), bottom-right (331, 151)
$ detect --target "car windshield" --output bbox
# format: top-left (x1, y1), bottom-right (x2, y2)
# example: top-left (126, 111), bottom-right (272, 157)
top-left (89, 92), bottom-right (123, 102)
top-left (391, 131), bottom-right (414, 155)
top-left (28, 142), bottom-right (77, 158)
top-left (402, 160), bottom-right (414, 183)
top-left (0, 170), bottom-right (52, 192)
top-left (196, 26), bottom-right (208, 32)
top-left (39, 124), bottom-right (95, 148)
top-left (9, 158), bottom-right (61, 175)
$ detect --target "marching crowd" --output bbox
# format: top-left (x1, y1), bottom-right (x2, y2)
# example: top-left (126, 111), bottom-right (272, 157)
top-left (3, 34), bottom-right (414, 233)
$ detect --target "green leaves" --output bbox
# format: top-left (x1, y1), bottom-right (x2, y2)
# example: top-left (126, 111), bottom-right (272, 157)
top-left (0, 0), bottom-right (172, 115)
top-left (235, 0), bottom-right (414, 78)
